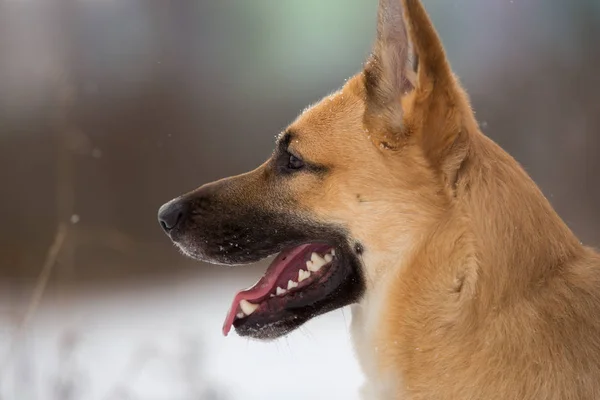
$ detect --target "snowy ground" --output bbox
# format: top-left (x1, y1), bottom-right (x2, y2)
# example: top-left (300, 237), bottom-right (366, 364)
top-left (0, 264), bottom-right (364, 400)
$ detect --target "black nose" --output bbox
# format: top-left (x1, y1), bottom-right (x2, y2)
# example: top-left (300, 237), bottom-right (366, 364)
top-left (158, 198), bottom-right (187, 232)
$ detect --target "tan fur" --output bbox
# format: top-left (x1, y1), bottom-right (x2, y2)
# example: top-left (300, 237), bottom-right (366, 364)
top-left (182, 0), bottom-right (599, 397)
top-left (262, 0), bottom-right (600, 398)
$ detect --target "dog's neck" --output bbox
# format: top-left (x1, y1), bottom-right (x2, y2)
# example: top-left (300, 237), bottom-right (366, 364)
top-left (456, 133), bottom-right (582, 305)
top-left (363, 130), bottom-right (583, 306)
top-left (351, 130), bottom-right (583, 397)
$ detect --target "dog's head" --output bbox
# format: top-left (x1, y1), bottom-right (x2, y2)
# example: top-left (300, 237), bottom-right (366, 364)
top-left (158, 0), bottom-right (476, 340)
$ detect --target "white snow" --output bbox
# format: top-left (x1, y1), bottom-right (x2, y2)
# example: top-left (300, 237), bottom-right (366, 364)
top-left (0, 265), bottom-right (363, 400)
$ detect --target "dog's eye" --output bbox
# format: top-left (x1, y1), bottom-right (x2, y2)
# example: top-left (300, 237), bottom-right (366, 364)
top-left (287, 153), bottom-right (305, 170)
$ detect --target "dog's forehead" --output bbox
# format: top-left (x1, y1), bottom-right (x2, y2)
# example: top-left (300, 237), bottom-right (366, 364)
top-left (284, 79), bottom-right (365, 145)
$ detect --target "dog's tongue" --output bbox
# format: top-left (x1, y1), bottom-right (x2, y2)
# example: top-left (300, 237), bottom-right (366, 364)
top-left (222, 244), bottom-right (313, 336)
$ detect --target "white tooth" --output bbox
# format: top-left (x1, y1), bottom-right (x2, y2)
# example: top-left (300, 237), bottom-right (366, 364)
top-left (298, 269), bottom-right (310, 282)
top-left (307, 262), bottom-right (319, 272)
top-left (287, 280), bottom-right (298, 290)
top-left (270, 294), bottom-right (275, 298)
top-left (306, 260), bottom-right (314, 270)
top-left (324, 254), bottom-right (333, 263)
top-left (308, 252), bottom-right (326, 272)
top-left (311, 252), bottom-right (323, 263)
top-left (276, 287), bottom-right (287, 296)
top-left (331, 249), bottom-right (336, 256)
top-left (239, 299), bottom-right (259, 315)
top-left (236, 312), bottom-right (245, 319)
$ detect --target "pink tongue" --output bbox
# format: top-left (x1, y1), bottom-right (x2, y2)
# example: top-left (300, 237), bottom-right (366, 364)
top-left (222, 244), bottom-right (313, 336)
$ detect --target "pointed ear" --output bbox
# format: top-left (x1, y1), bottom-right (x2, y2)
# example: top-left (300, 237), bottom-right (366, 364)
top-left (364, 0), bottom-right (472, 182)
top-left (363, 0), bottom-right (416, 145)
top-left (401, 0), bottom-right (470, 174)
top-left (401, 0), bottom-right (453, 94)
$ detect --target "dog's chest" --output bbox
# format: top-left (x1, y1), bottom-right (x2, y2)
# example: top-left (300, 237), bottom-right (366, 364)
top-left (350, 291), bottom-right (406, 400)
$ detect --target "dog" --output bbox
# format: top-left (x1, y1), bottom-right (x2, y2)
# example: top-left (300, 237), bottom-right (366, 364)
top-left (158, 0), bottom-right (600, 398)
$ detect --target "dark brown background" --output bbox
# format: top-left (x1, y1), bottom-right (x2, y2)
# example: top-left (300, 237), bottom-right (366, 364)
top-left (1, 0), bottom-right (598, 284)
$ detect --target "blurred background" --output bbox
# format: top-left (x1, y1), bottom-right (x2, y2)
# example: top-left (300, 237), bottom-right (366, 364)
top-left (0, 0), bottom-right (598, 399)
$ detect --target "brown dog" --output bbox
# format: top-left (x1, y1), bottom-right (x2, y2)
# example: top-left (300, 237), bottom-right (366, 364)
top-left (158, 0), bottom-right (600, 398)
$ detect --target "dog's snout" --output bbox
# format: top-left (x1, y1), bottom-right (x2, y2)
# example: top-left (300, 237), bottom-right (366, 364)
top-left (158, 198), bottom-right (188, 233)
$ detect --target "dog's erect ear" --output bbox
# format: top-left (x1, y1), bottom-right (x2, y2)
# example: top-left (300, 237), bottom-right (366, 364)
top-left (364, 0), bottom-right (472, 178)
top-left (363, 0), bottom-right (416, 143)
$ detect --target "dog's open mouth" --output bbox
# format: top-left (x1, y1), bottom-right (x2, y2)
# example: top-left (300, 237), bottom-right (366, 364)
top-left (223, 243), bottom-right (340, 336)
top-left (158, 196), bottom-right (365, 338)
